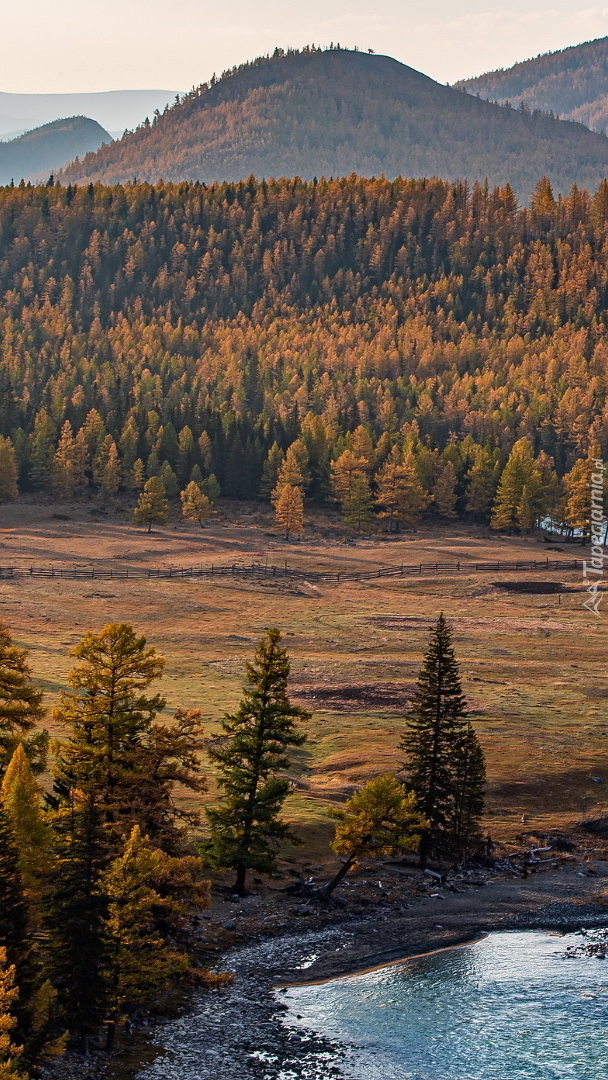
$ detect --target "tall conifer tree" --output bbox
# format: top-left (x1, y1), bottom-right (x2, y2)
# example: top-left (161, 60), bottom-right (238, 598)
top-left (400, 614), bottom-right (484, 865)
top-left (207, 629), bottom-right (309, 895)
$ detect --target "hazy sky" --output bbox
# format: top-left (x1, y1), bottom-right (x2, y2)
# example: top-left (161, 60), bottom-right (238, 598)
top-left (3, 0), bottom-right (608, 93)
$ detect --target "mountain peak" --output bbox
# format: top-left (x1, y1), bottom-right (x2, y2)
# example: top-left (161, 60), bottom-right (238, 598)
top-left (58, 46), bottom-right (608, 200)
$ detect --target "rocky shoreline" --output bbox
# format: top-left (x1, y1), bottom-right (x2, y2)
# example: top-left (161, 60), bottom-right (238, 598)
top-left (131, 860), bottom-right (608, 1080)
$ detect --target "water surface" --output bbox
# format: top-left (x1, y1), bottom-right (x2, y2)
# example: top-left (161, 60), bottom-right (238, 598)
top-left (282, 930), bottom-right (608, 1080)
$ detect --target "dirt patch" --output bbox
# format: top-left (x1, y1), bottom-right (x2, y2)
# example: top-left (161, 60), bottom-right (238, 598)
top-left (372, 615), bottom-right (573, 633)
top-left (292, 680), bottom-right (412, 711)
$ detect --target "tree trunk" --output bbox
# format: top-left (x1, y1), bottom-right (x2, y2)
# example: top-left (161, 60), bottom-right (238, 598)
top-left (235, 863), bottom-right (247, 896)
top-left (106, 1020), bottom-right (116, 1053)
top-left (317, 854), bottom-right (356, 899)
top-left (147, 520), bottom-right (152, 533)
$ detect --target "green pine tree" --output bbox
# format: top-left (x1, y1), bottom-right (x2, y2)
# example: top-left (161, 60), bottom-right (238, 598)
top-left (451, 723), bottom-right (486, 863)
top-left (206, 629), bottom-right (309, 895)
top-left (399, 613), bottom-right (470, 866)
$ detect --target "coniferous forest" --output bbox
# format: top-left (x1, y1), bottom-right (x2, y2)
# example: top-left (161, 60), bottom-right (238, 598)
top-left (0, 174), bottom-right (606, 532)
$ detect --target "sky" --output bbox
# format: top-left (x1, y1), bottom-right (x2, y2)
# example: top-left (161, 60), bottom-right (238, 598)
top-left (3, 0), bottom-right (608, 94)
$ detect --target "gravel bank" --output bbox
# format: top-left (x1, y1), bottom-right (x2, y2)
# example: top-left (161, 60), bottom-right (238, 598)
top-left (134, 861), bottom-right (608, 1080)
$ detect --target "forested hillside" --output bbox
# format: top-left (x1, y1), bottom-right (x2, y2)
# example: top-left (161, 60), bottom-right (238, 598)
top-left (0, 117), bottom-right (111, 186)
top-left (57, 47), bottom-right (608, 201)
top-left (0, 174), bottom-right (605, 531)
top-left (458, 36), bottom-right (608, 136)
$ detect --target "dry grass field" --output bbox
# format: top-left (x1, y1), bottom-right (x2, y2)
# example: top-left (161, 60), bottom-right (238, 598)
top-left (1, 499), bottom-right (606, 861)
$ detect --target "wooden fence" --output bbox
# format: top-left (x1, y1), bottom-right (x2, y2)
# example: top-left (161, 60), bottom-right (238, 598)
top-left (0, 557), bottom-right (582, 583)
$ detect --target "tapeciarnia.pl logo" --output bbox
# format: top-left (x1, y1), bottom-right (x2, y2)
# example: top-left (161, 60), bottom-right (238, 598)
top-left (582, 458), bottom-right (606, 617)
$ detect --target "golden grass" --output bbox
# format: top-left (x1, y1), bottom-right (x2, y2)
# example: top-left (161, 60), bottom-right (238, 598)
top-left (0, 499), bottom-right (605, 858)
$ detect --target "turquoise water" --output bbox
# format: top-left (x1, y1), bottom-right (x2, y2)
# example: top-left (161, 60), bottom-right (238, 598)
top-left (282, 931), bottom-right (608, 1080)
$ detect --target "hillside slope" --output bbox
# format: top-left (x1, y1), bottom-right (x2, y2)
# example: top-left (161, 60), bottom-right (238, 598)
top-left (458, 36), bottom-right (608, 135)
top-left (0, 116), bottom-right (111, 184)
top-left (58, 47), bottom-right (608, 200)
top-left (0, 89), bottom-right (179, 140)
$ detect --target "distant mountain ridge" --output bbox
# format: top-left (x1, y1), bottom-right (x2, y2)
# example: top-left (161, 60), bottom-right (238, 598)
top-left (0, 89), bottom-right (179, 140)
top-left (457, 36), bottom-right (608, 135)
top-left (56, 47), bottom-right (608, 201)
top-left (0, 116), bottom-right (111, 185)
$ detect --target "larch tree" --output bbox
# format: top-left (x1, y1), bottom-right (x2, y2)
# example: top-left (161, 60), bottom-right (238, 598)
top-left (375, 448), bottom-right (427, 531)
top-left (96, 439), bottom-right (121, 506)
top-left (180, 482), bottom-right (212, 528)
top-left (491, 438), bottom-right (543, 532)
top-left (400, 614), bottom-right (483, 866)
top-left (1, 746), bottom-right (51, 908)
top-left (433, 461), bottom-right (458, 519)
top-left (564, 453), bottom-right (601, 540)
top-left (133, 477), bottom-right (169, 532)
top-left (51, 422), bottom-right (79, 500)
top-left (207, 629), bottom-right (309, 895)
top-left (330, 449), bottom-right (366, 500)
top-left (100, 826), bottom-right (194, 1051)
top-left (272, 483), bottom-right (304, 539)
top-left (0, 625), bottom-right (46, 781)
top-left (0, 947), bottom-right (26, 1080)
top-left (320, 774), bottom-right (425, 898)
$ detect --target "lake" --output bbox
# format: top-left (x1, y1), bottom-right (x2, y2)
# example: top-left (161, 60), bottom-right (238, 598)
top-left (281, 930), bottom-right (608, 1080)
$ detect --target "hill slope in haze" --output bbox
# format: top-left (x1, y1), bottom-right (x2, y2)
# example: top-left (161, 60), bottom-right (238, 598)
top-left (458, 37), bottom-right (608, 135)
top-left (58, 47), bottom-right (608, 200)
top-left (0, 116), bottom-right (111, 184)
top-left (0, 89), bottom-right (179, 140)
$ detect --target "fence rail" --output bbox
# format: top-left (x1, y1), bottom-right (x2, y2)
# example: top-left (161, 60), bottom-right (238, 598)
top-left (0, 557), bottom-right (582, 584)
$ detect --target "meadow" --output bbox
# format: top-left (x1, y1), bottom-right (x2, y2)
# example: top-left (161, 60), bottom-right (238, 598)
top-left (1, 499), bottom-right (604, 862)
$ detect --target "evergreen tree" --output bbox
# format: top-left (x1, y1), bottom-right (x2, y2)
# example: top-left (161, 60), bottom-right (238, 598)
top-left (207, 629), bottom-right (309, 895)
top-left (0, 440), bottom-right (18, 505)
top-left (44, 789), bottom-right (107, 1048)
top-left (259, 443), bottom-right (284, 499)
top-left (343, 474), bottom-right (373, 532)
top-left (451, 723), bottom-right (486, 863)
top-left (180, 482), bottom-right (212, 527)
top-left (321, 774), bottom-right (425, 898)
top-left (272, 482), bottom-right (304, 539)
top-left (52, 624), bottom-right (166, 852)
top-left (0, 625), bottom-right (46, 780)
top-left (133, 477), bottom-right (169, 532)
top-left (29, 411), bottom-right (56, 491)
top-left (201, 473), bottom-right (220, 504)
top-left (400, 614), bottom-right (472, 866)
top-left (464, 448), bottom-right (496, 520)
top-left (159, 461), bottom-right (179, 500)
